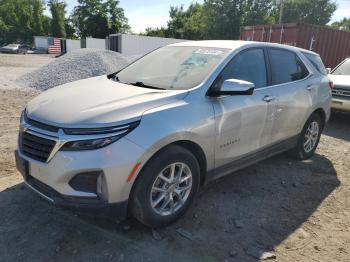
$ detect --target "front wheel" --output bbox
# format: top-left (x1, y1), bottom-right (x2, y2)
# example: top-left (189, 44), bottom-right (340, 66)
top-left (130, 145), bottom-right (200, 228)
top-left (293, 113), bottom-right (323, 160)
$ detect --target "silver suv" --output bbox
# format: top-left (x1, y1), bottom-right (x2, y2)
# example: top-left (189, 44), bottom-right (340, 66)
top-left (15, 41), bottom-right (332, 227)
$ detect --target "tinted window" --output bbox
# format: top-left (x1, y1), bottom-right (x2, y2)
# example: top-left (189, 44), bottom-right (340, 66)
top-left (269, 49), bottom-right (309, 85)
top-left (215, 48), bottom-right (267, 89)
top-left (332, 59), bottom-right (350, 75)
top-left (303, 52), bottom-right (327, 75)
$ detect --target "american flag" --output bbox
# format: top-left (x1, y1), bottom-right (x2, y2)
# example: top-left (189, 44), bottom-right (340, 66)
top-left (48, 37), bottom-right (61, 54)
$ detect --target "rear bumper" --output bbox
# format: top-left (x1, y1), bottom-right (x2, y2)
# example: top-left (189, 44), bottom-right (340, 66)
top-left (331, 97), bottom-right (350, 112)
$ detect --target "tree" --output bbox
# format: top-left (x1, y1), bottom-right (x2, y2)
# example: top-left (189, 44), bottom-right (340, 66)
top-left (48, 0), bottom-right (66, 37)
top-left (143, 27), bottom-right (168, 37)
top-left (167, 3), bottom-right (205, 40)
top-left (0, 0), bottom-right (46, 44)
top-left (65, 18), bottom-right (76, 38)
top-left (31, 0), bottom-right (45, 36)
top-left (280, 0), bottom-right (337, 25)
top-left (331, 17), bottom-right (350, 31)
top-left (202, 0), bottom-right (244, 40)
top-left (242, 0), bottom-right (276, 26)
top-left (105, 0), bottom-right (130, 34)
top-left (71, 0), bottom-right (129, 38)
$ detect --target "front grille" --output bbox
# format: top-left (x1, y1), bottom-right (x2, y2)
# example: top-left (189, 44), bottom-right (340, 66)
top-left (21, 132), bottom-right (56, 162)
top-left (332, 87), bottom-right (350, 98)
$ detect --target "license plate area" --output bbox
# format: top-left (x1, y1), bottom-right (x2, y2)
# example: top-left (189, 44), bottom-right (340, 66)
top-left (15, 151), bottom-right (29, 180)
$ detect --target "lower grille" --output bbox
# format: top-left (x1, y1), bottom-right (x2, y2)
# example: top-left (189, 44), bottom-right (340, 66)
top-left (27, 175), bottom-right (60, 198)
top-left (21, 132), bottom-right (56, 162)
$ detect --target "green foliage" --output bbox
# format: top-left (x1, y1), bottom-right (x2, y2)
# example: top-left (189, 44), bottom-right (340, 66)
top-left (105, 0), bottom-right (130, 34)
top-left (331, 17), bottom-right (350, 31)
top-left (167, 3), bottom-right (205, 40)
top-left (202, 0), bottom-right (244, 40)
top-left (48, 0), bottom-right (66, 38)
top-left (143, 27), bottom-right (168, 38)
top-left (65, 18), bottom-right (77, 39)
top-left (144, 0), bottom-right (278, 40)
top-left (0, 0), bottom-right (46, 44)
top-left (242, 0), bottom-right (277, 26)
top-left (280, 0), bottom-right (337, 25)
top-left (71, 0), bottom-right (129, 38)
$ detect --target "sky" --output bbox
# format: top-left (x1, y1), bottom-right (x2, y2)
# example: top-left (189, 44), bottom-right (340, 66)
top-left (45, 0), bottom-right (350, 33)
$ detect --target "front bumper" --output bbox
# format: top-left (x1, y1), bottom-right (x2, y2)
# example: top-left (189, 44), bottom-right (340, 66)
top-left (15, 134), bottom-right (146, 218)
top-left (24, 172), bottom-right (128, 218)
top-left (331, 97), bottom-right (350, 112)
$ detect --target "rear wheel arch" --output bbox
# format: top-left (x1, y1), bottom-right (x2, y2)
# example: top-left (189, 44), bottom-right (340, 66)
top-left (312, 108), bottom-right (326, 130)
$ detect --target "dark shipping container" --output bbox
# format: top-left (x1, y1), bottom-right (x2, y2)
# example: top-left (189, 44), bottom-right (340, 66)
top-left (240, 23), bottom-right (350, 68)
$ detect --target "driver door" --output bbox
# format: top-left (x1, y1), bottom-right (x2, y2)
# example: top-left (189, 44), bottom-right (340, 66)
top-left (211, 48), bottom-right (276, 170)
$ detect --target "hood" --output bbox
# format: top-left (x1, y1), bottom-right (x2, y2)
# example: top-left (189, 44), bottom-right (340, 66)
top-left (26, 75), bottom-right (188, 128)
top-left (328, 74), bottom-right (350, 89)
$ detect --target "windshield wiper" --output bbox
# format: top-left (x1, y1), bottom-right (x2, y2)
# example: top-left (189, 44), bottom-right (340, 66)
top-left (128, 82), bottom-right (165, 90)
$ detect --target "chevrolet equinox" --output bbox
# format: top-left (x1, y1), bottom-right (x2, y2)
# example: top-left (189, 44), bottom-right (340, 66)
top-left (15, 41), bottom-right (332, 227)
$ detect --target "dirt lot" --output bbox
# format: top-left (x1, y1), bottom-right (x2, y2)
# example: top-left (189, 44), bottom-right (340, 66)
top-left (0, 53), bottom-right (349, 261)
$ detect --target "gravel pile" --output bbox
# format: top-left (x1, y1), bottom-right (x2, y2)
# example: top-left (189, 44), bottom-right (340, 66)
top-left (18, 48), bottom-right (130, 91)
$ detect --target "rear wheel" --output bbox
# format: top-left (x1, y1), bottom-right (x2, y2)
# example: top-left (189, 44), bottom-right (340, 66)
top-left (130, 145), bottom-right (200, 228)
top-left (293, 113), bottom-right (323, 160)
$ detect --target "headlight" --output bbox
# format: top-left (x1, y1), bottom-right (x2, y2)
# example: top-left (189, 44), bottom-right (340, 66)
top-left (61, 121), bottom-right (140, 151)
top-left (61, 136), bottom-right (121, 151)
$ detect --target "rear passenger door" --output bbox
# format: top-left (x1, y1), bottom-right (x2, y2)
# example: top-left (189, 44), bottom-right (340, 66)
top-left (266, 48), bottom-right (312, 143)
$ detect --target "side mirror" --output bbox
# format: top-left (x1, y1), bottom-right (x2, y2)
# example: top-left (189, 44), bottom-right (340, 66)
top-left (326, 68), bottom-right (332, 74)
top-left (217, 79), bottom-right (255, 96)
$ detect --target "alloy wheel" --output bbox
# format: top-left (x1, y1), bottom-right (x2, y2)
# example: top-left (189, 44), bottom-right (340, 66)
top-left (150, 162), bottom-right (193, 216)
top-left (303, 121), bottom-right (319, 153)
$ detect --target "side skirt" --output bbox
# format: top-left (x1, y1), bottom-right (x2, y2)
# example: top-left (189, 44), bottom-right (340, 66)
top-left (206, 135), bottom-right (299, 182)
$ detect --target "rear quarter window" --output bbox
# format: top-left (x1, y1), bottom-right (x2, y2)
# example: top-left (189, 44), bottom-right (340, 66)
top-left (269, 48), bottom-right (309, 85)
top-left (302, 52), bottom-right (327, 75)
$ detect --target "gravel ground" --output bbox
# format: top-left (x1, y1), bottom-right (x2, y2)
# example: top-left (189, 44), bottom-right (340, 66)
top-left (17, 49), bottom-right (130, 90)
top-left (0, 53), bottom-right (349, 261)
top-left (0, 53), bottom-right (54, 89)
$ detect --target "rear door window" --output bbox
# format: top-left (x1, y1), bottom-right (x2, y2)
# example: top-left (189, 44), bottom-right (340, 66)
top-left (215, 48), bottom-right (267, 89)
top-left (269, 49), bottom-right (309, 85)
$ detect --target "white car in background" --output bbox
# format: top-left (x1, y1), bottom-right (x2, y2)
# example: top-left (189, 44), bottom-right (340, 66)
top-left (328, 58), bottom-right (350, 112)
top-left (0, 43), bottom-right (30, 54)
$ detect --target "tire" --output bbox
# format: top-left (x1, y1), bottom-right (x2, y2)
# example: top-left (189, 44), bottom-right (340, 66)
top-left (292, 113), bottom-right (323, 160)
top-left (130, 145), bottom-right (200, 228)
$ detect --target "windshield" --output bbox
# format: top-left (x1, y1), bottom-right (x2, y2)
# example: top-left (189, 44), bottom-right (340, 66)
top-left (332, 59), bottom-right (350, 75)
top-left (115, 46), bottom-right (230, 90)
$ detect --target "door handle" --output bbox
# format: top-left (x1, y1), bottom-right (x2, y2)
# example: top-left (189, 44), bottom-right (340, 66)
top-left (306, 85), bottom-right (314, 91)
top-left (262, 95), bottom-right (276, 102)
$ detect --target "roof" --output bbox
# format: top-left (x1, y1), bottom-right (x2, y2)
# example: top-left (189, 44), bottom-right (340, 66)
top-left (170, 40), bottom-right (318, 55)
